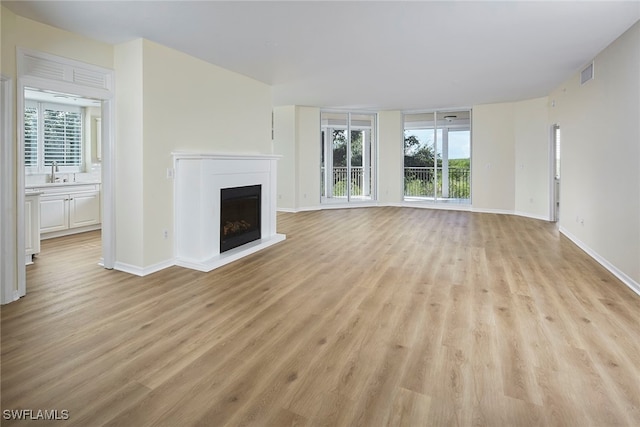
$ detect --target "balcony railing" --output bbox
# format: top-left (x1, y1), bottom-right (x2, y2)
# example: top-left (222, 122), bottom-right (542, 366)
top-left (322, 166), bottom-right (370, 197)
top-left (320, 166), bottom-right (470, 201)
top-left (404, 167), bottom-right (470, 200)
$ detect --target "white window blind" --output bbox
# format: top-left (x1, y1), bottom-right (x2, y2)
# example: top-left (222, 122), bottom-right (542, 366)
top-left (24, 101), bottom-right (83, 171)
top-left (24, 106), bottom-right (38, 167)
top-left (43, 108), bottom-right (82, 166)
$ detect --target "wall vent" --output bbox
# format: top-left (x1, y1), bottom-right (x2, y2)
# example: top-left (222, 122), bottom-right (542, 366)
top-left (581, 62), bottom-right (594, 85)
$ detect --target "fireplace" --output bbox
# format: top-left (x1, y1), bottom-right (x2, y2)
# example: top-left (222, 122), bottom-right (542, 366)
top-left (174, 153), bottom-right (285, 273)
top-left (220, 185), bottom-right (261, 253)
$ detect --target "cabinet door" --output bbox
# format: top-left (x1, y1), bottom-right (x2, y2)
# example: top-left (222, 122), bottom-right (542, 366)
top-left (40, 195), bottom-right (69, 233)
top-left (69, 191), bottom-right (101, 228)
top-left (25, 198), bottom-right (35, 254)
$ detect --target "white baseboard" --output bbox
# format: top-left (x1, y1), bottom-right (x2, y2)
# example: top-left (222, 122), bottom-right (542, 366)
top-left (402, 202), bottom-right (471, 212)
top-left (471, 207), bottom-right (516, 215)
top-left (559, 226), bottom-right (640, 297)
top-left (514, 210), bottom-right (552, 222)
top-left (114, 259), bottom-right (175, 277)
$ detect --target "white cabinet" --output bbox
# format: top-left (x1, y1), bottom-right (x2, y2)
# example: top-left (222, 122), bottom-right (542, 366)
top-left (69, 191), bottom-right (101, 228)
top-left (25, 193), bottom-right (41, 264)
top-left (40, 194), bottom-right (69, 233)
top-left (29, 183), bottom-right (101, 239)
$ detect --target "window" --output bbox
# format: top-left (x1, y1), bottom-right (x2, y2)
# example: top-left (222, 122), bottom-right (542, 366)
top-left (403, 110), bottom-right (471, 204)
top-left (24, 100), bottom-right (83, 172)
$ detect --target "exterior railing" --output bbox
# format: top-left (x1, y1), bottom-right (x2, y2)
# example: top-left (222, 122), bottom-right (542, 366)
top-left (320, 166), bottom-right (470, 200)
top-left (322, 166), bottom-right (368, 197)
top-left (404, 167), bottom-right (470, 199)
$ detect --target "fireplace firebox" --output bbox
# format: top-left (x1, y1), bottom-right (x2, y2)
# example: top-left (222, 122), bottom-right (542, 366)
top-left (220, 185), bottom-right (261, 253)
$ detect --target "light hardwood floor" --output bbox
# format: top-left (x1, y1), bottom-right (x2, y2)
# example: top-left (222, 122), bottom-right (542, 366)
top-left (2, 207), bottom-right (639, 426)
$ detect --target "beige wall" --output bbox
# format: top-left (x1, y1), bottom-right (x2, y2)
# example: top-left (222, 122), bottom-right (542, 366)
top-left (471, 103), bottom-right (516, 212)
top-left (296, 106), bottom-right (320, 209)
top-left (378, 110), bottom-right (403, 204)
top-left (514, 97), bottom-right (550, 219)
top-left (549, 21), bottom-right (639, 286)
top-left (114, 39), bottom-right (145, 268)
top-left (1, 7), bottom-right (113, 79)
top-left (273, 105), bottom-right (297, 210)
top-left (273, 105), bottom-right (320, 211)
top-left (1, 7), bottom-right (114, 298)
top-left (116, 39), bottom-right (272, 268)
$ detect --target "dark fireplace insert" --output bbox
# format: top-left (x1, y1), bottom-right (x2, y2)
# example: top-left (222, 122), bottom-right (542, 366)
top-left (220, 185), bottom-right (261, 253)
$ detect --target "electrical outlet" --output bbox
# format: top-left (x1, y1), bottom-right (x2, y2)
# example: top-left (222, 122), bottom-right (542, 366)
top-left (163, 229), bottom-right (168, 239)
top-left (166, 168), bottom-right (174, 179)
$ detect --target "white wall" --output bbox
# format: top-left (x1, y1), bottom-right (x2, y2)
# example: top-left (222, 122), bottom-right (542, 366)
top-left (549, 21), bottom-right (640, 289)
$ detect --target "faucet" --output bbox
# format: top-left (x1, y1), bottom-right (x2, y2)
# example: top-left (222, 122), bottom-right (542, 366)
top-left (50, 161), bottom-right (59, 183)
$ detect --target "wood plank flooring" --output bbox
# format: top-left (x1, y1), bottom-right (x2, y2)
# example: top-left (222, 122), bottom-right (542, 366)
top-left (2, 207), bottom-right (639, 426)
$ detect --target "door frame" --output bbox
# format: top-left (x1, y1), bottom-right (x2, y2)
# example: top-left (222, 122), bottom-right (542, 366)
top-left (1, 49), bottom-right (115, 304)
top-left (320, 110), bottom-right (377, 204)
top-left (549, 124), bottom-right (560, 222)
top-left (1, 74), bottom-right (16, 303)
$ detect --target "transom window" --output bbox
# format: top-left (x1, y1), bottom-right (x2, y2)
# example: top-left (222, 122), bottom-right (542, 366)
top-left (24, 100), bottom-right (83, 172)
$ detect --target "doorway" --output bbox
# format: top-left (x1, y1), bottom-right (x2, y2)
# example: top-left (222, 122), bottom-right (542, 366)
top-left (321, 112), bottom-right (376, 204)
top-left (403, 110), bottom-right (471, 204)
top-left (7, 48), bottom-right (115, 303)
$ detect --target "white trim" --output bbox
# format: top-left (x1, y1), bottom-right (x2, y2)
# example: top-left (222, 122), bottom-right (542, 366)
top-left (559, 226), bottom-right (640, 297)
top-left (14, 48), bottom-right (116, 303)
top-left (1, 74), bottom-right (17, 304)
top-left (513, 211), bottom-right (552, 222)
top-left (113, 259), bottom-right (176, 277)
top-left (403, 201), bottom-right (472, 212)
top-left (101, 97), bottom-right (116, 269)
top-left (470, 207), bottom-right (516, 216)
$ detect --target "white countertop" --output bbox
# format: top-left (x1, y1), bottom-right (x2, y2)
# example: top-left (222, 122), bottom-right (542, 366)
top-left (26, 181), bottom-right (101, 189)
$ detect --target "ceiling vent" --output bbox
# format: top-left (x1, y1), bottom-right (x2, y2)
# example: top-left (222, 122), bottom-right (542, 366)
top-left (581, 62), bottom-right (594, 85)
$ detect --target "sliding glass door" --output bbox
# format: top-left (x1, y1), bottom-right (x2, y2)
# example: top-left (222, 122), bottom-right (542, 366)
top-left (321, 112), bottom-right (376, 203)
top-left (403, 110), bottom-right (471, 204)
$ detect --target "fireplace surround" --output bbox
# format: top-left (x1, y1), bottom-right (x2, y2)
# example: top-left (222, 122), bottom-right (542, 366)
top-left (173, 153), bottom-right (285, 272)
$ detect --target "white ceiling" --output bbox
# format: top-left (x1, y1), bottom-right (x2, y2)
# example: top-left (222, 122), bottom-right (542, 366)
top-left (4, 1), bottom-right (639, 111)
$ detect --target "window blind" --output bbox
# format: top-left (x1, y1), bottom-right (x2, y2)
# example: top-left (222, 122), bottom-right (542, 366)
top-left (43, 108), bottom-right (82, 166)
top-left (24, 106), bottom-right (38, 167)
top-left (24, 102), bottom-right (83, 171)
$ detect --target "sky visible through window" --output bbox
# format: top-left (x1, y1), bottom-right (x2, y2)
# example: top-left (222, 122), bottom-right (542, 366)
top-left (405, 129), bottom-right (470, 160)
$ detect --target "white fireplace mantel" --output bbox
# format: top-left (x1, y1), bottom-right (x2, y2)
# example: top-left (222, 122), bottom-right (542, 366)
top-left (173, 152), bottom-right (285, 272)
